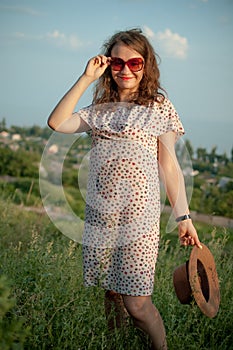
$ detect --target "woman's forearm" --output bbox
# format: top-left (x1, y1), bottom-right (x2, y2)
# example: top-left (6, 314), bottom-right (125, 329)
top-left (158, 132), bottom-right (190, 218)
top-left (159, 132), bottom-right (201, 248)
top-left (47, 74), bottom-right (94, 132)
top-left (161, 162), bottom-right (190, 218)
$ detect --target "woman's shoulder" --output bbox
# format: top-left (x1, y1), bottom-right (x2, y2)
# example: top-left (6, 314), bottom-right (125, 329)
top-left (153, 95), bottom-right (172, 106)
top-left (152, 96), bottom-right (178, 114)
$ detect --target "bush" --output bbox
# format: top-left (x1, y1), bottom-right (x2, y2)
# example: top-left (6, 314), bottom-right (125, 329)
top-left (0, 179), bottom-right (41, 207)
top-left (0, 276), bottom-right (30, 350)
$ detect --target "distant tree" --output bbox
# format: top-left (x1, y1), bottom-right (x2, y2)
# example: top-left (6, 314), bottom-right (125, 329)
top-left (216, 153), bottom-right (229, 166)
top-left (196, 147), bottom-right (207, 162)
top-left (184, 139), bottom-right (194, 159)
top-left (8, 124), bottom-right (52, 139)
top-left (208, 146), bottom-right (217, 163)
top-left (41, 126), bottom-right (52, 139)
top-left (218, 161), bottom-right (233, 177)
top-left (10, 125), bottom-right (26, 136)
top-left (0, 117), bottom-right (7, 131)
top-left (0, 146), bottom-right (39, 178)
top-left (0, 148), bottom-right (15, 175)
top-left (28, 125), bottom-right (42, 137)
top-left (226, 180), bottom-right (233, 192)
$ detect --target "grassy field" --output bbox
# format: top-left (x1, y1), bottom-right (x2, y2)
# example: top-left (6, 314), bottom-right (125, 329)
top-left (0, 198), bottom-right (233, 349)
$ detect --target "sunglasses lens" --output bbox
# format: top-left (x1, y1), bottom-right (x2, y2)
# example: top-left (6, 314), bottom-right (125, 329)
top-left (111, 58), bottom-right (124, 71)
top-left (127, 58), bottom-right (144, 72)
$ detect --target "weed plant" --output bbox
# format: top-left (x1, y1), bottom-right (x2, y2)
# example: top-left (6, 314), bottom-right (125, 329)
top-left (0, 199), bottom-right (233, 349)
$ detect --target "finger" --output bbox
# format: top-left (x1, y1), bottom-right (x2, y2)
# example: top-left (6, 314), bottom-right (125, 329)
top-left (195, 239), bottom-right (203, 249)
top-left (180, 234), bottom-right (193, 246)
top-left (179, 233), bottom-right (187, 245)
top-left (192, 233), bottom-right (202, 249)
top-left (180, 237), bottom-right (188, 246)
top-left (93, 56), bottom-right (102, 65)
top-left (97, 55), bottom-right (110, 67)
top-left (100, 55), bottom-right (108, 64)
top-left (189, 237), bottom-right (195, 246)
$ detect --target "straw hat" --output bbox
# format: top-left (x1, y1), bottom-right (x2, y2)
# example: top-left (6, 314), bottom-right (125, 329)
top-left (173, 243), bottom-right (220, 318)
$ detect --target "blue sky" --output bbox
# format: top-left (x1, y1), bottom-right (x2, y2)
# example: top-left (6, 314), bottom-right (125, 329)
top-left (0, 0), bottom-right (233, 154)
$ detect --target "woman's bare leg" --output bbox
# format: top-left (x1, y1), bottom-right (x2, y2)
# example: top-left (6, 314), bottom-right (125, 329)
top-left (104, 290), bottom-right (129, 330)
top-left (122, 295), bottom-right (167, 350)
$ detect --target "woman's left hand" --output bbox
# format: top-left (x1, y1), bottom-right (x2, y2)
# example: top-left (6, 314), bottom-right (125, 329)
top-left (178, 220), bottom-right (202, 249)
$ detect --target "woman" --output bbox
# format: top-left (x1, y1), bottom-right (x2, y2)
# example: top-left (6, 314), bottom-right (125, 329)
top-left (48, 28), bottom-right (202, 350)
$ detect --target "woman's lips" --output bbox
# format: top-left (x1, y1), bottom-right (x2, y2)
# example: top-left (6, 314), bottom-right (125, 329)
top-left (119, 76), bottom-right (132, 81)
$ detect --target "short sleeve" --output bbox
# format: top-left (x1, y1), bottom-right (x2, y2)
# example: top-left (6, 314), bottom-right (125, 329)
top-left (157, 98), bottom-right (185, 140)
top-left (75, 105), bottom-right (94, 129)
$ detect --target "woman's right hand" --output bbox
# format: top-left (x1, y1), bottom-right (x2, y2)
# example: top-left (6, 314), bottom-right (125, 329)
top-left (83, 55), bottom-right (111, 81)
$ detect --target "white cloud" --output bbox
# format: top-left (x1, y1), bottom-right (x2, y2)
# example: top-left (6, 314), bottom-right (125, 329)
top-left (0, 5), bottom-right (42, 16)
top-left (143, 26), bottom-right (189, 60)
top-left (143, 26), bottom-right (155, 39)
top-left (14, 32), bottom-right (26, 39)
top-left (46, 30), bottom-right (83, 50)
top-left (156, 28), bottom-right (188, 59)
top-left (47, 30), bottom-right (65, 40)
top-left (9, 29), bottom-right (83, 51)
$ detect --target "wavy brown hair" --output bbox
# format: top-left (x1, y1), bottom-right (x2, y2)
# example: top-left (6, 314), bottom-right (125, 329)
top-left (92, 28), bottom-right (166, 106)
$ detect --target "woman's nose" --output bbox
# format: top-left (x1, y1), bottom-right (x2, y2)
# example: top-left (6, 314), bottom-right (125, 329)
top-left (121, 63), bottom-right (131, 73)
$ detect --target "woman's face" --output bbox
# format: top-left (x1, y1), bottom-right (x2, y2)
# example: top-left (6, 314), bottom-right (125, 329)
top-left (110, 43), bottom-right (144, 101)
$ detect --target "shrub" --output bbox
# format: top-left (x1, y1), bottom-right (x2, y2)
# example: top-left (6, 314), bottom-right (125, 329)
top-left (0, 276), bottom-right (30, 350)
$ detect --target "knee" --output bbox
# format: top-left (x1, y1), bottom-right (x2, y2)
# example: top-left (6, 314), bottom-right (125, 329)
top-left (123, 296), bottom-right (150, 321)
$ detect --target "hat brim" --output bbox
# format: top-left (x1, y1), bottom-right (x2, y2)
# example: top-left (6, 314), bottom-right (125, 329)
top-left (189, 243), bottom-right (220, 318)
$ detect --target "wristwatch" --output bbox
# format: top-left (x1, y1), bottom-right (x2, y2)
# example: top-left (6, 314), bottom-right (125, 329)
top-left (175, 214), bottom-right (191, 222)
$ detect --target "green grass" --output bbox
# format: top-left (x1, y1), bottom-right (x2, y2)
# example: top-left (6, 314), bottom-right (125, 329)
top-left (0, 199), bottom-right (233, 349)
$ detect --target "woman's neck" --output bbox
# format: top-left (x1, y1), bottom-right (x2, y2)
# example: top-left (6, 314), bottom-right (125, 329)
top-left (118, 89), bottom-right (137, 102)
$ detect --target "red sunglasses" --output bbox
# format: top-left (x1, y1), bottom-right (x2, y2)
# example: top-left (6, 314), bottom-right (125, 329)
top-left (110, 57), bottom-right (144, 72)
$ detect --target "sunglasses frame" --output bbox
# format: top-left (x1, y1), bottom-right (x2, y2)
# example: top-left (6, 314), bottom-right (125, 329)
top-left (110, 57), bottom-right (144, 72)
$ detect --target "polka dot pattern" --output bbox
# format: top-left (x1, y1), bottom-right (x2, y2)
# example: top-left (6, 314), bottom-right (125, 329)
top-left (77, 98), bottom-right (184, 296)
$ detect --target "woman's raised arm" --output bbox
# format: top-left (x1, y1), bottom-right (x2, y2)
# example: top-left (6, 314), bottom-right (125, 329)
top-left (47, 55), bottom-right (110, 133)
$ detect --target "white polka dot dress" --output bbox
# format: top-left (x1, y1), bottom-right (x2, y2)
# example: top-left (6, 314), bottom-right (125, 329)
top-left (77, 98), bottom-right (184, 296)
